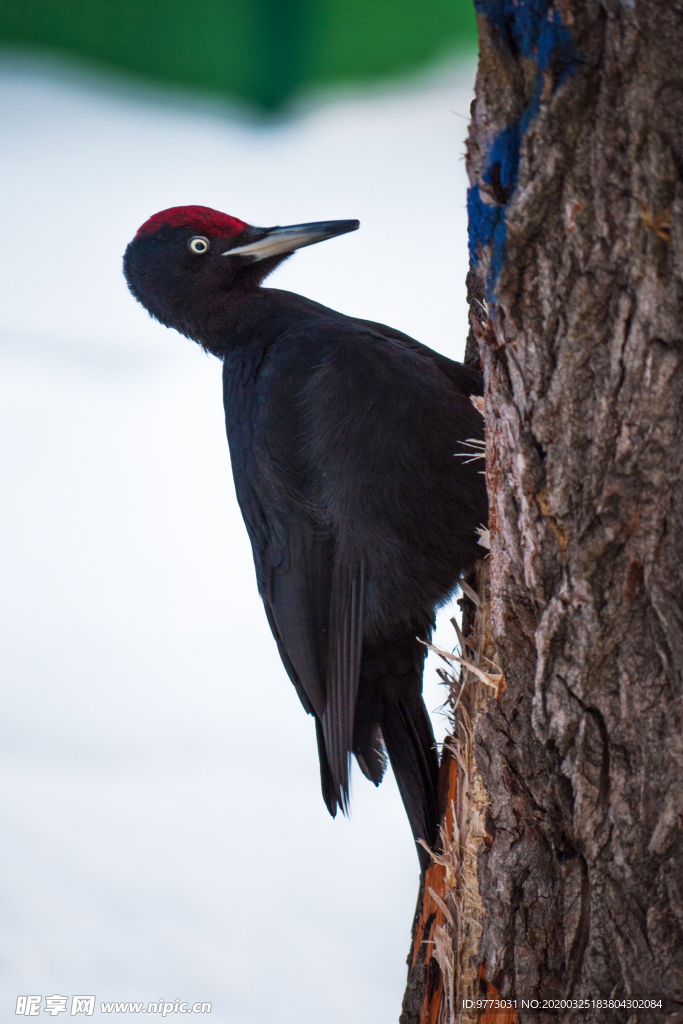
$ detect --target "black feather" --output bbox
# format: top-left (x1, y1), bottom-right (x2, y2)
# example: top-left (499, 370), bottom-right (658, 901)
top-left (123, 210), bottom-right (488, 870)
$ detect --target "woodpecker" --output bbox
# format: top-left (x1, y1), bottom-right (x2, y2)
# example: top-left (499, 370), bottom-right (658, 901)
top-left (123, 206), bottom-right (487, 870)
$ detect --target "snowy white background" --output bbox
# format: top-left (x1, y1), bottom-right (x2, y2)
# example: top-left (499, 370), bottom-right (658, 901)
top-left (0, 55), bottom-right (475, 1023)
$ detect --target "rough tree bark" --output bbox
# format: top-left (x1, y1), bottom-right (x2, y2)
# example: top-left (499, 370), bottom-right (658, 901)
top-left (403, 2), bottom-right (683, 1022)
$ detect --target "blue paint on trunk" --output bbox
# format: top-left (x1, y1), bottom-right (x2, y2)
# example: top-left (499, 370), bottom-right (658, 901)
top-left (468, 188), bottom-right (507, 288)
top-left (474, 0), bottom-right (574, 71)
top-left (469, 0), bottom-right (575, 303)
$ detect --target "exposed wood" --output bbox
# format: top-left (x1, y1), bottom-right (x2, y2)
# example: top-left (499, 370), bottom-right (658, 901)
top-left (401, 562), bottom-right (504, 1024)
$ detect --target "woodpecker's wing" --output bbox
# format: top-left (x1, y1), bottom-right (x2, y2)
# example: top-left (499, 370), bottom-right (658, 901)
top-left (238, 508), bottom-right (365, 817)
top-left (223, 354), bottom-right (364, 817)
top-left (258, 520), bottom-right (366, 816)
top-left (258, 516), bottom-right (332, 723)
top-left (319, 559), bottom-right (364, 814)
top-left (350, 315), bottom-right (484, 399)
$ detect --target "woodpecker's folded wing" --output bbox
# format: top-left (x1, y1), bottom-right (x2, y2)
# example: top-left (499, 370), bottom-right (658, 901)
top-left (259, 516), bottom-right (332, 723)
top-left (224, 353), bottom-right (366, 818)
top-left (239, 505), bottom-right (365, 817)
top-left (319, 559), bottom-right (364, 814)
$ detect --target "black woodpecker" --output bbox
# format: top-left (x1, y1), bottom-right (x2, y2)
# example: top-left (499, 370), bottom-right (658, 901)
top-left (123, 205), bottom-right (488, 870)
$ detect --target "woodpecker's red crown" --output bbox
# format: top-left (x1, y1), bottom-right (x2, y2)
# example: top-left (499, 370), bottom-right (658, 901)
top-left (135, 205), bottom-right (248, 238)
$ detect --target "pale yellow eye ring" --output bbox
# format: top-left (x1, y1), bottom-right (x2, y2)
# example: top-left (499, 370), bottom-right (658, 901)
top-left (189, 236), bottom-right (210, 254)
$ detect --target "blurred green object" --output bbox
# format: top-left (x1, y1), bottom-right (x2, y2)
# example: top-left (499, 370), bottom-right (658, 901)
top-left (0, 0), bottom-right (476, 110)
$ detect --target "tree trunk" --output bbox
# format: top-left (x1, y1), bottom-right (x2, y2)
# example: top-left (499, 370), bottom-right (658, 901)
top-left (401, 565), bottom-right (501, 1024)
top-left (403, 2), bottom-right (683, 1021)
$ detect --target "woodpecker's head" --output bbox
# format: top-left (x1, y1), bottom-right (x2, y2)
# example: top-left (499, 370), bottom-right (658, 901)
top-left (123, 205), bottom-right (359, 343)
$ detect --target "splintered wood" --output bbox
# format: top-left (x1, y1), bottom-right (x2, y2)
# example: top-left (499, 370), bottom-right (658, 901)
top-left (400, 562), bottom-right (516, 1024)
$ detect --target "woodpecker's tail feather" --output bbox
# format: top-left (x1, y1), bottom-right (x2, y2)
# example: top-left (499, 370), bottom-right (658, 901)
top-left (354, 721), bottom-right (387, 785)
top-left (317, 620), bottom-right (440, 870)
top-left (382, 690), bottom-right (440, 873)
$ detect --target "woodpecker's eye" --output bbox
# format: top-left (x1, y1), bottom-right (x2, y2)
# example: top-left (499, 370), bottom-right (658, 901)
top-left (189, 236), bottom-right (210, 254)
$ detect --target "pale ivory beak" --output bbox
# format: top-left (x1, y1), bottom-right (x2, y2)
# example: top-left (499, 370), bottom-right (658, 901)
top-left (222, 220), bottom-right (360, 261)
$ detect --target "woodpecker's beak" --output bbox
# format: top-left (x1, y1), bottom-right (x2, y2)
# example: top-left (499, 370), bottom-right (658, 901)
top-left (222, 220), bottom-right (359, 261)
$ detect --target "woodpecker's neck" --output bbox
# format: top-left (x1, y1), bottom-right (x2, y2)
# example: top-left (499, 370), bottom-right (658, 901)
top-left (184, 287), bottom-right (338, 359)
